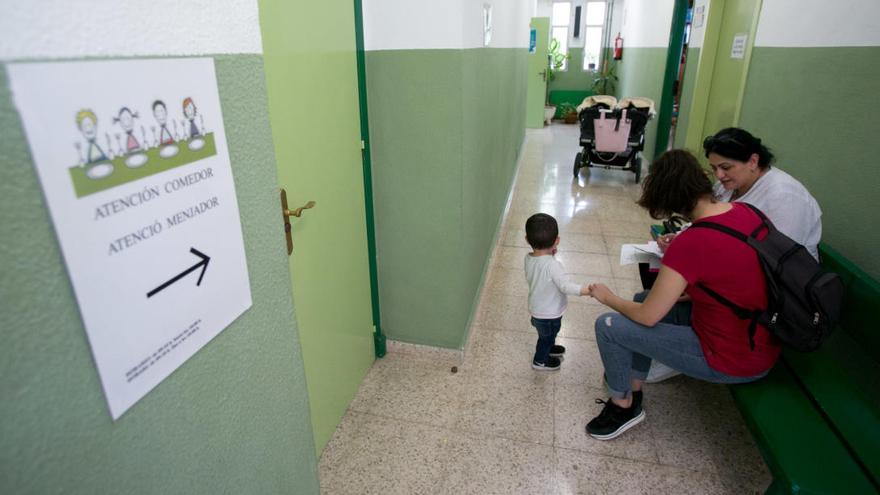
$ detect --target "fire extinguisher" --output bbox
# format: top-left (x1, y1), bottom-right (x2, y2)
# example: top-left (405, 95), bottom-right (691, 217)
top-left (613, 33), bottom-right (624, 60)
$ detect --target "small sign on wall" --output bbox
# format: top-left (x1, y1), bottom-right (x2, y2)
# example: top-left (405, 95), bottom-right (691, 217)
top-left (8, 58), bottom-right (253, 420)
top-left (731, 33), bottom-right (748, 59)
top-left (694, 5), bottom-right (705, 28)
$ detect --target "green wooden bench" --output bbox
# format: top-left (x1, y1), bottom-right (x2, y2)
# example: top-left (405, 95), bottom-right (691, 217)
top-left (730, 243), bottom-right (880, 494)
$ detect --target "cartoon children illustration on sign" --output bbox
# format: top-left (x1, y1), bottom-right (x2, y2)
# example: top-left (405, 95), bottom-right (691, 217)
top-left (183, 97), bottom-right (200, 138)
top-left (75, 109), bottom-right (114, 179)
top-left (114, 107), bottom-right (141, 152)
top-left (152, 100), bottom-right (174, 145)
top-left (76, 109), bottom-right (108, 164)
top-left (182, 97), bottom-right (207, 150)
top-left (114, 106), bottom-right (149, 168)
top-left (152, 99), bottom-right (179, 158)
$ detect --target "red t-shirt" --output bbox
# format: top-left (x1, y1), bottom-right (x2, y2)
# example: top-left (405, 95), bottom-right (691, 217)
top-left (662, 203), bottom-right (781, 376)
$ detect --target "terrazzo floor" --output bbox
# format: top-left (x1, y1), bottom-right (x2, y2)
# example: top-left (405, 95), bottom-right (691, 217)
top-left (318, 124), bottom-right (772, 494)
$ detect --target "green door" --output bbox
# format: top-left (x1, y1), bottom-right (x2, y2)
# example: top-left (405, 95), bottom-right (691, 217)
top-left (526, 17), bottom-right (550, 128)
top-left (700, 0), bottom-right (762, 137)
top-left (258, 0), bottom-right (375, 454)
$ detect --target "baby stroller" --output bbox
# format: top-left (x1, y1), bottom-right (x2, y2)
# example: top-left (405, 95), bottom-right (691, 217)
top-left (573, 96), bottom-right (654, 183)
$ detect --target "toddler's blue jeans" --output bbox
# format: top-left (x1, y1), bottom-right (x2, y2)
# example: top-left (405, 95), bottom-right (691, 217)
top-left (531, 316), bottom-right (562, 364)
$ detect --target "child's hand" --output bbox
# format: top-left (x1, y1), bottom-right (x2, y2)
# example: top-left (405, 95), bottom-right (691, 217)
top-left (588, 283), bottom-right (613, 304)
top-left (580, 285), bottom-right (592, 296)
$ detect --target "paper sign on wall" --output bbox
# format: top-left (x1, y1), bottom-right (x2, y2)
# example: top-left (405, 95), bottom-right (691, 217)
top-left (731, 33), bottom-right (748, 59)
top-left (8, 58), bottom-right (252, 420)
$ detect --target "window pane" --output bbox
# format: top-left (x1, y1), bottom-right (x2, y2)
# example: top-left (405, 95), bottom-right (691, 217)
top-left (586, 2), bottom-right (606, 26)
top-left (552, 2), bottom-right (571, 26)
top-left (583, 26), bottom-right (602, 70)
top-left (552, 27), bottom-right (569, 70)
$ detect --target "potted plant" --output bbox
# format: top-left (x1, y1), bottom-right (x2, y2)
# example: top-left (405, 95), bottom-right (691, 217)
top-left (591, 59), bottom-right (618, 96)
top-left (559, 102), bottom-right (578, 124)
top-left (544, 38), bottom-right (570, 124)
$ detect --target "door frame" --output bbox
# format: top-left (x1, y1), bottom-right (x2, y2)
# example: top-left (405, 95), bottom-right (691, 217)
top-left (680, 0), bottom-right (763, 153)
top-left (353, 0), bottom-right (386, 357)
top-left (653, 0), bottom-right (690, 157)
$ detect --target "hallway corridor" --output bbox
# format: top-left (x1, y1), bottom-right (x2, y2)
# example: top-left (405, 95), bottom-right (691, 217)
top-left (318, 124), bottom-right (771, 494)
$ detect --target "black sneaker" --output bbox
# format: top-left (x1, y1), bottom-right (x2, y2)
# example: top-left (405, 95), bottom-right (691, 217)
top-left (632, 390), bottom-right (643, 411)
top-left (532, 356), bottom-right (561, 371)
top-left (586, 398), bottom-right (645, 440)
top-left (549, 344), bottom-right (566, 357)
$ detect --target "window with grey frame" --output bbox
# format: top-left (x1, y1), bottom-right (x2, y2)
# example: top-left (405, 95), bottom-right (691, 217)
top-left (582, 1), bottom-right (607, 70)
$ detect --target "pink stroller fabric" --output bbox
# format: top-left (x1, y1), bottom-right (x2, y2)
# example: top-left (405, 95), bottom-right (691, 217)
top-left (593, 109), bottom-right (630, 153)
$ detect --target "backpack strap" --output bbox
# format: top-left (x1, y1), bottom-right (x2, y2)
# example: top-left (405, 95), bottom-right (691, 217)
top-left (688, 220), bottom-right (749, 241)
top-left (688, 220), bottom-right (765, 351)
top-left (696, 282), bottom-right (762, 350)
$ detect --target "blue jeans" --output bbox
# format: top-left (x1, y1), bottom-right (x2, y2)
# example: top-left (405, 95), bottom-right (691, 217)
top-left (531, 316), bottom-right (562, 364)
top-left (594, 306), bottom-right (768, 399)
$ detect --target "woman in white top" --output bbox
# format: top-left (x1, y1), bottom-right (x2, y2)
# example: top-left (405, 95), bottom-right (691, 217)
top-left (703, 127), bottom-right (822, 260)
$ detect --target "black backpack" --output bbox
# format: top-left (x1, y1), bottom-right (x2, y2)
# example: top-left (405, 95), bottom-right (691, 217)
top-left (688, 203), bottom-right (844, 352)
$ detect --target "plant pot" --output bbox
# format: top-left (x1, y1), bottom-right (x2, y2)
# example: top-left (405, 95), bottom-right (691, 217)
top-left (544, 106), bottom-right (556, 125)
top-left (564, 112), bottom-right (578, 124)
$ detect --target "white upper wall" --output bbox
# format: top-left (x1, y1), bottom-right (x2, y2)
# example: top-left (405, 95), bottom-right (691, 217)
top-left (363, 0), bottom-right (464, 50)
top-left (755, 0), bottom-right (880, 47)
top-left (536, 0), bottom-right (553, 17)
top-left (364, 0), bottom-right (531, 50)
top-left (620, 0), bottom-right (674, 48)
top-left (0, 0), bottom-right (262, 60)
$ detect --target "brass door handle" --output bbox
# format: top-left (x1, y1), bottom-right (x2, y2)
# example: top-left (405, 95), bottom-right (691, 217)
top-left (280, 188), bottom-right (316, 256)
top-left (285, 200), bottom-right (316, 218)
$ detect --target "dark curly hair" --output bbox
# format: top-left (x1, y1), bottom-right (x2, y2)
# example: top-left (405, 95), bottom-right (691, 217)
top-left (637, 149), bottom-right (713, 219)
top-left (525, 213), bottom-right (559, 250)
top-left (703, 127), bottom-right (775, 169)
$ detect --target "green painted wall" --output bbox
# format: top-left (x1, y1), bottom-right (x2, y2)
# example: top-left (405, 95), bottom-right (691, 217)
top-left (549, 47), bottom-right (596, 91)
top-left (0, 56), bottom-right (319, 494)
top-left (366, 48), bottom-right (526, 348)
top-left (739, 46), bottom-right (880, 279)
top-left (673, 46), bottom-right (700, 150)
top-left (616, 47), bottom-right (668, 161)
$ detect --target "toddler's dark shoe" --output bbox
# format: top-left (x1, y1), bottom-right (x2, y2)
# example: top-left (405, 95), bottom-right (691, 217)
top-left (549, 344), bottom-right (566, 357)
top-left (531, 356), bottom-right (561, 371)
top-left (586, 397), bottom-right (645, 440)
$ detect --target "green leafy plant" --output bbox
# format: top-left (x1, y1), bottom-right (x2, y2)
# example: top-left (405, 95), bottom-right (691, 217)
top-left (545, 38), bottom-right (570, 104)
top-left (558, 102), bottom-right (579, 123)
top-left (558, 102), bottom-right (577, 115)
top-left (591, 60), bottom-right (618, 95)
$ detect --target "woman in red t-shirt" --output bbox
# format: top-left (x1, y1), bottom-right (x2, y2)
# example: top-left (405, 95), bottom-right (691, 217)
top-left (584, 149), bottom-right (780, 441)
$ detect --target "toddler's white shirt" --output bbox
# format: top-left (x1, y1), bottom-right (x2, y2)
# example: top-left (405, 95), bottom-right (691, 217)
top-left (524, 254), bottom-right (582, 319)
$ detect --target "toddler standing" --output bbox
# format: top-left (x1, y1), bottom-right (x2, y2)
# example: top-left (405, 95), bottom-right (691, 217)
top-left (524, 213), bottom-right (590, 370)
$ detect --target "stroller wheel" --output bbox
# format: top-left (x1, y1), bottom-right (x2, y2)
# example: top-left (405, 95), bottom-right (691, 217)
top-left (573, 152), bottom-right (582, 177)
top-left (633, 156), bottom-right (642, 183)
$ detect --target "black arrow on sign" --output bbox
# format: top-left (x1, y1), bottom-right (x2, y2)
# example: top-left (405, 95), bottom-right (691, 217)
top-left (147, 248), bottom-right (211, 298)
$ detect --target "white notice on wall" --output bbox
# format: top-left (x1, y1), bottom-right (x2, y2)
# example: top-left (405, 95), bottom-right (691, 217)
top-left (731, 33), bottom-right (748, 59)
top-left (8, 58), bottom-right (252, 420)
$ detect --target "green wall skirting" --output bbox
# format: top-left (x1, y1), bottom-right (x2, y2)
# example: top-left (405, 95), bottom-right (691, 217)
top-left (366, 48), bottom-right (527, 348)
top-left (615, 47), bottom-right (668, 162)
top-left (739, 46), bottom-right (880, 280)
top-left (0, 56), bottom-right (319, 494)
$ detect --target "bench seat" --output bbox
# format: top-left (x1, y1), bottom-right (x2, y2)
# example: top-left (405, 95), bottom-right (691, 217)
top-left (730, 243), bottom-right (880, 494)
